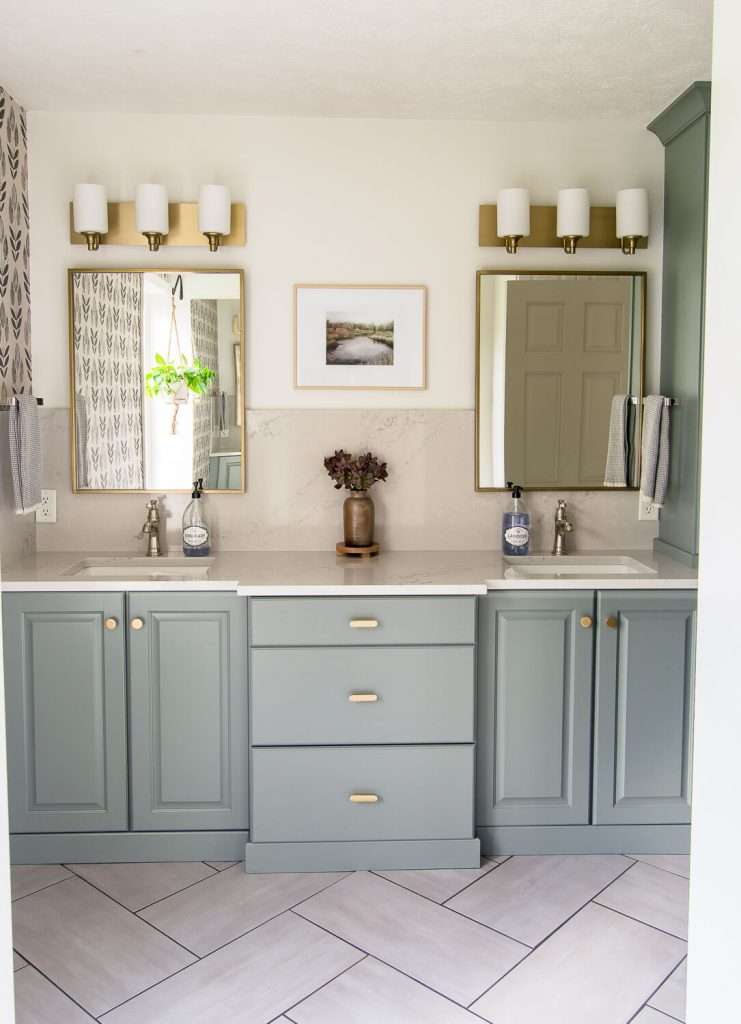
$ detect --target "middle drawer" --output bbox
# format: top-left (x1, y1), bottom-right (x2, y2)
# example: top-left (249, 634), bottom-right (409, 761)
top-left (251, 646), bottom-right (474, 745)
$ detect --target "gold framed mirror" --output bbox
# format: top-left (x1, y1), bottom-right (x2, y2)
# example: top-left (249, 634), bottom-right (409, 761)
top-left (476, 269), bottom-right (646, 491)
top-left (68, 268), bottom-right (245, 493)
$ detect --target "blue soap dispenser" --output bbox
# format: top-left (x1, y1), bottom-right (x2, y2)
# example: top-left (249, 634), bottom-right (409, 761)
top-left (502, 482), bottom-right (531, 556)
top-left (182, 478), bottom-right (211, 557)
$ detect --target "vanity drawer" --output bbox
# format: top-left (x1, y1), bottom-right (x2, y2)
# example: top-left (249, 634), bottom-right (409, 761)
top-left (251, 745), bottom-right (474, 842)
top-left (250, 596), bottom-right (476, 647)
top-left (251, 646), bottom-right (474, 745)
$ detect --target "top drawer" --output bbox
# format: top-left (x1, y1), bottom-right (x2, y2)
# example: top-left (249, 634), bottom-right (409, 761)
top-left (250, 596), bottom-right (476, 647)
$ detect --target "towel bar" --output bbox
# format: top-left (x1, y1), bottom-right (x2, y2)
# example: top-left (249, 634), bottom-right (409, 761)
top-left (0, 396), bottom-right (44, 411)
top-left (630, 396), bottom-right (678, 407)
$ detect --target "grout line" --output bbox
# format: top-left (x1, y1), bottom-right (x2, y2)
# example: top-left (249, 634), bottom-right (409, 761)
top-left (592, 899), bottom-right (689, 943)
top-left (289, 906), bottom-right (493, 1020)
top-left (465, 856), bottom-right (640, 1008)
top-left (627, 1001), bottom-right (685, 1024)
top-left (441, 857), bottom-right (511, 904)
top-left (278, 952), bottom-right (368, 1019)
top-left (99, 956), bottom-right (205, 1019)
top-left (62, 867), bottom-right (202, 960)
top-left (629, 856), bottom-right (691, 881)
top-left (8, 955), bottom-right (100, 1022)
top-left (11, 873), bottom-right (74, 903)
top-left (625, 953), bottom-right (688, 1024)
top-left (368, 857), bottom-right (502, 907)
top-left (133, 868), bottom-right (225, 914)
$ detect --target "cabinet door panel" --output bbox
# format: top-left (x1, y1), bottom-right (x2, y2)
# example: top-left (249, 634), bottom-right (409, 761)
top-left (477, 592), bottom-right (594, 826)
top-left (128, 593), bottom-right (248, 830)
top-left (3, 593), bottom-right (127, 833)
top-left (594, 591), bottom-right (696, 824)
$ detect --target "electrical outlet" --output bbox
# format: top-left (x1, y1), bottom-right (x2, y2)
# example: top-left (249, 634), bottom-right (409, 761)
top-left (36, 489), bottom-right (57, 523)
top-left (638, 494), bottom-right (660, 522)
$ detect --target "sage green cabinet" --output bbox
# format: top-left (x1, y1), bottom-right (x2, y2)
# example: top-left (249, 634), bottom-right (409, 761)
top-left (476, 592), bottom-right (595, 827)
top-left (128, 593), bottom-right (248, 831)
top-left (2, 593), bottom-right (128, 833)
top-left (593, 591), bottom-right (696, 825)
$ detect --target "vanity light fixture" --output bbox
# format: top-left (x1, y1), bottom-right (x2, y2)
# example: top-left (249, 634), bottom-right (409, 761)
top-left (496, 188), bottom-right (530, 254)
top-left (135, 184), bottom-right (169, 251)
top-left (556, 188), bottom-right (590, 254)
top-left (72, 184), bottom-right (108, 251)
top-left (616, 188), bottom-right (649, 254)
top-left (198, 185), bottom-right (232, 252)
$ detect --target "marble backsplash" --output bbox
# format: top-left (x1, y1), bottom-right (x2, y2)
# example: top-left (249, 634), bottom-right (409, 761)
top-left (26, 408), bottom-right (659, 556)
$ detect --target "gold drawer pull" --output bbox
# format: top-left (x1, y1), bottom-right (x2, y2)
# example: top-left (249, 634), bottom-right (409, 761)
top-left (350, 619), bottom-right (379, 629)
top-left (348, 693), bottom-right (379, 703)
top-left (130, 617), bottom-right (145, 631)
top-left (605, 616), bottom-right (619, 629)
top-left (580, 616), bottom-right (593, 629)
top-left (349, 793), bottom-right (379, 803)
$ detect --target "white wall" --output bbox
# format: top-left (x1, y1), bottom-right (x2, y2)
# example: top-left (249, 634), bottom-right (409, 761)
top-left (27, 112), bottom-right (665, 411)
top-left (687, 1), bottom-right (741, 1018)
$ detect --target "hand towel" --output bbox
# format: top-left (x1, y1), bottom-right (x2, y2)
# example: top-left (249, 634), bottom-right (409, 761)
top-left (8, 395), bottom-right (41, 515)
top-left (640, 395), bottom-right (671, 508)
top-left (604, 394), bottom-right (628, 487)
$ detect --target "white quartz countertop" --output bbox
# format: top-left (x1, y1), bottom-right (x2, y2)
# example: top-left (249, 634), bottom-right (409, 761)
top-left (0, 548), bottom-right (697, 594)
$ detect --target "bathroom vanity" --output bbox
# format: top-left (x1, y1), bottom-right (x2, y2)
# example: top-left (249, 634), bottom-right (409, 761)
top-left (1, 549), bottom-right (696, 870)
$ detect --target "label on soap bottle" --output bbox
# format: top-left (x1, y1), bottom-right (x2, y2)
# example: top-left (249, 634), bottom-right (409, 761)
top-left (183, 525), bottom-right (209, 547)
top-left (504, 526), bottom-right (529, 548)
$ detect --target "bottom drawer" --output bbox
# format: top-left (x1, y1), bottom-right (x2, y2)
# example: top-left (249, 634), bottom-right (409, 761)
top-left (252, 745), bottom-right (474, 843)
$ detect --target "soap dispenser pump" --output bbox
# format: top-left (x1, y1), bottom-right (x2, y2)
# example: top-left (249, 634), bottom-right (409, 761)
top-left (502, 482), bottom-right (531, 556)
top-left (182, 478), bottom-right (210, 557)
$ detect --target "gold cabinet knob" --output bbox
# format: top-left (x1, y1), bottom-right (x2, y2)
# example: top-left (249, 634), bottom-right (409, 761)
top-left (605, 616), bottom-right (619, 629)
top-left (349, 793), bottom-right (379, 803)
top-left (130, 617), bottom-right (145, 631)
top-left (104, 617), bottom-right (118, 631)
top-left (348, 693), bottom-right (379, 703)
top-left (580, 616), bottom-right (593, 629)
top-left (349, 619), bottom-right (379, 629)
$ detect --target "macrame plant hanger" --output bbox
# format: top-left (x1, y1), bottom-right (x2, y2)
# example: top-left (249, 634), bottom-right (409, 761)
top-left (167, 274), bottom-right (185, 434)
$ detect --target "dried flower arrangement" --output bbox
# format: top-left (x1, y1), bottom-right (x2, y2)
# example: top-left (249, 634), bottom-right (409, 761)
top-left (324, 449), bottom-right (389, 492)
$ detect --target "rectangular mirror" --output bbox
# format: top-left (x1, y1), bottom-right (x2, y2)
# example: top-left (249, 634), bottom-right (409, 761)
top-left (69, 269), bottom-right (245, 492)
top-left (476, 270), bottom-right (645, 490)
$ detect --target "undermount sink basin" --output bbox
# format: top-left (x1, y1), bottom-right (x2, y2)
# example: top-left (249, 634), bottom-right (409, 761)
top-left (64, 557), bottom-right (213, 581)
top-left (503, 555), bottom-right (657, 579)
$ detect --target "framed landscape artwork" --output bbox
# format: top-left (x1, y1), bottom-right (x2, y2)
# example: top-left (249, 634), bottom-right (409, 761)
top-left (294, 284), bottom-right (427, 389)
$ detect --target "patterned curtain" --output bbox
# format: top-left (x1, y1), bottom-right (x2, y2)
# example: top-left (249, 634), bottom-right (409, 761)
top-left (190, 299), bottom-right (219, 483)
top-left (73, 272), bottom-right (144, 488)
top-left (0, 87), bottom-right (32, 401)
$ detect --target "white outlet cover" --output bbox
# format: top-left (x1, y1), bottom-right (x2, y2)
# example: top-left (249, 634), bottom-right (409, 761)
top-left (638, 494), bottom-right (660, 522)
top-left (36, 489), bottom-right (57, 523)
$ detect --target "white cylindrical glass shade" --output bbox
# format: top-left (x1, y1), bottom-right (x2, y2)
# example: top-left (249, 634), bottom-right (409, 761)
top-left (198, 185), bottom-right (231, 235)
top-left (497, 188), bottom-right (530, 238)
top-left (73, 184), bottom-right (108, 233)
top-left (616, 188), bottom-right (649, 238)
top-left (557, 188), bottom-right (590, 237)
top-left (135, 184), bottom-right (169, 234)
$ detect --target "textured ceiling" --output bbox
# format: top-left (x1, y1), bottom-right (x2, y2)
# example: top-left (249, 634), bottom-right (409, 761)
top-left (0, 0), bottom-right (713, 118)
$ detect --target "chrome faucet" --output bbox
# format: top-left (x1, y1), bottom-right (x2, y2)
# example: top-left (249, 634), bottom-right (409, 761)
top-left (141, 499), bottom-right (162, 557)
top-left (552, 499), bottom-right (573, 556)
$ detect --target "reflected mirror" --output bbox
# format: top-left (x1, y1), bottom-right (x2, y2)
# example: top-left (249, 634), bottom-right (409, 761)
top-left (69, 269), bottom-right (245, 492)
top-left (476, 270), bottom-right (645, 490)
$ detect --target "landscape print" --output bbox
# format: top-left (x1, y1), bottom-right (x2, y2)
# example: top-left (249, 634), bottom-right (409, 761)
top-left (326, 314), bottom-right (395, 365)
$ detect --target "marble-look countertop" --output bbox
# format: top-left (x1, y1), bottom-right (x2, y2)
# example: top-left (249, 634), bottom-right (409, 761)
top-left (0, 548), bottom-right (697, 594)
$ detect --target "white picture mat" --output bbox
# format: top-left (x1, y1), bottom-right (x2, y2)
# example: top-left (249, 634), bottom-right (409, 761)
top-left (295, 285), bottom-right (426, 389)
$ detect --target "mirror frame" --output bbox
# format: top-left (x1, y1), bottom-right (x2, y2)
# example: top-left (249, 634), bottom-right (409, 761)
top-left (475, 268), bottom-right (646, 492)
top-left (68, 267), bottom-right (246, 494)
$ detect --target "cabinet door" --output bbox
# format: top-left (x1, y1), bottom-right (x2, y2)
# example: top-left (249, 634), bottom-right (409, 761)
top-left (3, 593), bottom-right (127, 833)
top-left (593, 591), bottom-right (696, 824)
top-left (128, 593), bottom-right (248, 830)
top-left (477, 592), bottom-right (594, 827)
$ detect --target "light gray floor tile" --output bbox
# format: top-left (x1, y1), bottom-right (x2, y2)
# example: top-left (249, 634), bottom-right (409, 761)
top-left (140, 864), bottom-right (346, 956)
top-left (68, 862), bottom-right (216, 911)
top-left (448, 855), bottom-right (631, 945)
top-left (12, 876), bottom-right (196, 1017)
top-left (629, 854), bottom-right (691, 879)
top-left (14, 950), bottom-right (27, 970)
top-left (649, 957), bottom-right (687, 1020)
top-left (290, 955), bottom-right (481, 1023)
top-left (472, 902), bottom-right (685, 1024)
top-left (204, 861), bottom-right (239, 871)
top-left (14, 964), bottom-right (98, 1023)
top-left (296, 870), bottom-right (528, 1005)
top-left (101, 912), bottom-right (362, 1024)
top-left (596, 861), bottom-right (689, 939)
top-left (11, 864), bottom-right (73, 901)
top-left (633, 1008), bottom-right (677, 1024)
top-left (374, 857), bottom-right (498, 903)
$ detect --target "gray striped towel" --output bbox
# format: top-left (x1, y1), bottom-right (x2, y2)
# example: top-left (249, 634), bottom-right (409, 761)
top-left (640, 395), bottom-right (671, 508)
top-left (604, 394), bottom-right (629, 487)
top-left (9, 395), bottom-right (41, 515)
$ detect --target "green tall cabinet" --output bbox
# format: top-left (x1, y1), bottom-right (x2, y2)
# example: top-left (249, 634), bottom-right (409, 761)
top-left (648, 81), bottom-right (711, 566)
